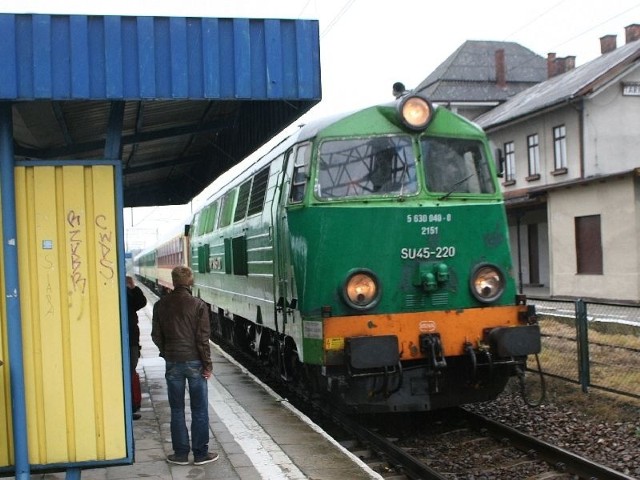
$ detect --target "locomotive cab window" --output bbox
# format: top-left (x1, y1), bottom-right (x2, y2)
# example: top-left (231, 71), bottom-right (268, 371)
top-left (422, 137), bottom-right (495, 195)
top-left (316, 135), bottom-right (417, 199)
top-left (290, 143), bottom-right (311, 203)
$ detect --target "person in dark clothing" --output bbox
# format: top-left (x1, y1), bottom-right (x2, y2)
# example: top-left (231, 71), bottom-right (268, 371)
top-left (151, 266), bottom-right (218, 466)
top-left (126, 275), bottom-right (147, 420)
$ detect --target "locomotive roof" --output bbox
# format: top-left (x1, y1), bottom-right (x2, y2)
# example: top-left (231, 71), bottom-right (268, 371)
top-left (1, 13), bottom-right (321, 207)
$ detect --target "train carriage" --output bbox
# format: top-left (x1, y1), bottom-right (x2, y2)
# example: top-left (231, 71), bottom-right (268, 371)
top-left (133, 224), bottom-right (190, 294)
top-left (133, 247), bottom-right (157, 289)
top-left (155, 224), bottom-right (191, 294)
top-left (137, 94), bottom-right (541, 413)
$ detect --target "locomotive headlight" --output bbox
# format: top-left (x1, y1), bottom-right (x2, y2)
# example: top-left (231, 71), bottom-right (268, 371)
top-left (342, 270), bottom-right (381, 310)
top-left (397, 95), bottom-right (433, 131)
top-left (470, 264), bottom-right (505, 303)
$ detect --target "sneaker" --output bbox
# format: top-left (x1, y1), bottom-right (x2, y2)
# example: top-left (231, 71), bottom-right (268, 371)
top-left (166, 454), bottom-right (189, 466)
top-left (132, 412), bottom-right (142, 420)
top-left (193, 452), bottom-right (219, 466)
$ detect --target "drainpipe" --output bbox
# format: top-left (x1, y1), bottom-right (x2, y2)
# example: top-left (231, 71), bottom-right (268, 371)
top-left (568, 98), bottom-right (585, 179)
top-left (0, 102), bottom-right (30, 477)
top-left (578, 99), bottom-right (585, 179)
top-left (516, 211), bottom-right (523, 294)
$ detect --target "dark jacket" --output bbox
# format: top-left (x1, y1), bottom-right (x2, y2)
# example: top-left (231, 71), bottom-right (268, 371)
top-left (151, 286), bottom-right (212, 372)
top-left (127, 286), bottom-right (147, 347)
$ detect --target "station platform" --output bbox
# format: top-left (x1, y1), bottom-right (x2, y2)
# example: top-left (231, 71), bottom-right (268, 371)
top-left (23, 291), bottom-right (382, 480)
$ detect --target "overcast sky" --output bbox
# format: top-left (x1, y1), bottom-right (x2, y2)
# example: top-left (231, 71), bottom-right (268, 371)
top-left (3, 0), bottom-right (639, 250)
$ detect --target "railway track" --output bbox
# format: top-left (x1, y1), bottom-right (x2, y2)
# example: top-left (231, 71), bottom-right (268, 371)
top-left (329, 407), bottom-right (636, 480)
top-left (216, 338), bottom-right (635, 480)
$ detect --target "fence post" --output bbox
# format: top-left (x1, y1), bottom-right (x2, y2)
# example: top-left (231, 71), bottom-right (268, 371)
top-left (575, 299), bottom-right (590, 393)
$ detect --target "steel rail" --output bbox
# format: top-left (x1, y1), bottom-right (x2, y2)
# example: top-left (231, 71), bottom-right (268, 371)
top-left (461, 409), bottom-right (636, 480)
top-left (321, 406), bottom-right (447, 480)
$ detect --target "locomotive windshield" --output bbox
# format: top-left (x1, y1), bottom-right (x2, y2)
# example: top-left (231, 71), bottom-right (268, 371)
top-left (316, 136), bottom-right (417, 199)
top-left (421, 137), bottom-right (495, 195)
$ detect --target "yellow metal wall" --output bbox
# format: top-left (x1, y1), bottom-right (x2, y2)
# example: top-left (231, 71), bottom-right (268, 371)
top-left (9, 164), bottom-right (126, 465)
top-left (0, 184), bottom-right (13, 467)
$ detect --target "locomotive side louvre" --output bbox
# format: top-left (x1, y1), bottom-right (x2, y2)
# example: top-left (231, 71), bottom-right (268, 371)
top-left (137, 95), bottom-right (541, 412)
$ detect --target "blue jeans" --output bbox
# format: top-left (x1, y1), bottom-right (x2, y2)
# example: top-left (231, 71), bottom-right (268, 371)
top-left (165, 361), bottom-right (209, 457)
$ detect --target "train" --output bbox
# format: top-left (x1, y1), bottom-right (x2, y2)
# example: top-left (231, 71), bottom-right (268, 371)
top-left (134, 93), bottom-right (541, 413)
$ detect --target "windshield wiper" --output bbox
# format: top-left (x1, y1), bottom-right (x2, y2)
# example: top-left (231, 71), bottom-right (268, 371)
top-left (438, 173), bottom-right (475, 201)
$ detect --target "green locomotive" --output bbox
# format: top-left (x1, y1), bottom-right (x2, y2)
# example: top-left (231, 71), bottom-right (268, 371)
top-left (166, 94), bottom-right (540, 412)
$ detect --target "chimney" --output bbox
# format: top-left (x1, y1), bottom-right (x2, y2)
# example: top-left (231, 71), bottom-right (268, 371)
top-left (549, 55), bottom-right (576, 76)
top-left (600, 34), bottom-right (617, 54)
top-left (547, 52), bottom-right (556, 78)
top-left (625, 23), bottom-right (640, 43)
top-left (563, 55), bottom-right (576, 71)
top-left (495, 49), bottom-right (506, 88)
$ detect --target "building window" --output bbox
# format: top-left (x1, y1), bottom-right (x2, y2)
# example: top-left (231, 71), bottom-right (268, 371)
top-left (527, 134), bottom-right (540, 180)
top-left (575, 215), bottom-right (603, 275)
top-left (553, 125), bottom-right (567, 172)
top-left (503, 141), bottom-right (515, 184)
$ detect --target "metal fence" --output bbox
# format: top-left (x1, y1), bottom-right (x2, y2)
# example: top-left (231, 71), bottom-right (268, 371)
top-left (528, 297), bottom-right (640, 400)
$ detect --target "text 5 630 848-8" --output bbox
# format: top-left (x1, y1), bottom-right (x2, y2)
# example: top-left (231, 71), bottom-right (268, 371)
top-left (407, 213), bottom-right (452, 223)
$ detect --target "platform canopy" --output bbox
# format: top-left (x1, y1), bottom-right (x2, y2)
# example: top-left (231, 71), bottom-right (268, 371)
top-left (0, 14), bottom-right (321, 207)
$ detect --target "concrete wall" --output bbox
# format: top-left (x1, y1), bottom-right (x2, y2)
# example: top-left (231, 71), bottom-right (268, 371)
top-left (548, 175), bottom-right (639, 301)
top-left (583, 64), bottom-right (640, 176)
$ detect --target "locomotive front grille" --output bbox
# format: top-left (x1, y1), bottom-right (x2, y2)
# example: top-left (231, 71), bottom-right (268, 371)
top-left (404, 294), bottom-right (429, 310)
top-left (404, 293), bottom-right (449, 309)
top-left (430, 292), bottom-right (449, 306)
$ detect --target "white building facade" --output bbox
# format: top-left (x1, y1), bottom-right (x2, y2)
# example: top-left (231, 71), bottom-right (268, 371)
top-left (477, 25), bottom-right (640, 302)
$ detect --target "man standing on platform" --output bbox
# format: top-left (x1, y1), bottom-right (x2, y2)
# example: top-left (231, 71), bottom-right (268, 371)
top-left (151, 266), bottom-right (218, 466)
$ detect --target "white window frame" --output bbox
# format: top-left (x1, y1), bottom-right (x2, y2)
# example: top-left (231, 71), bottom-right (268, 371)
top-left (504, 141), bottom-right (515, 182)
top-left (527, 133), bottom-right (540, 176)
top-left (553, 125), bottom-right (567, 170)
